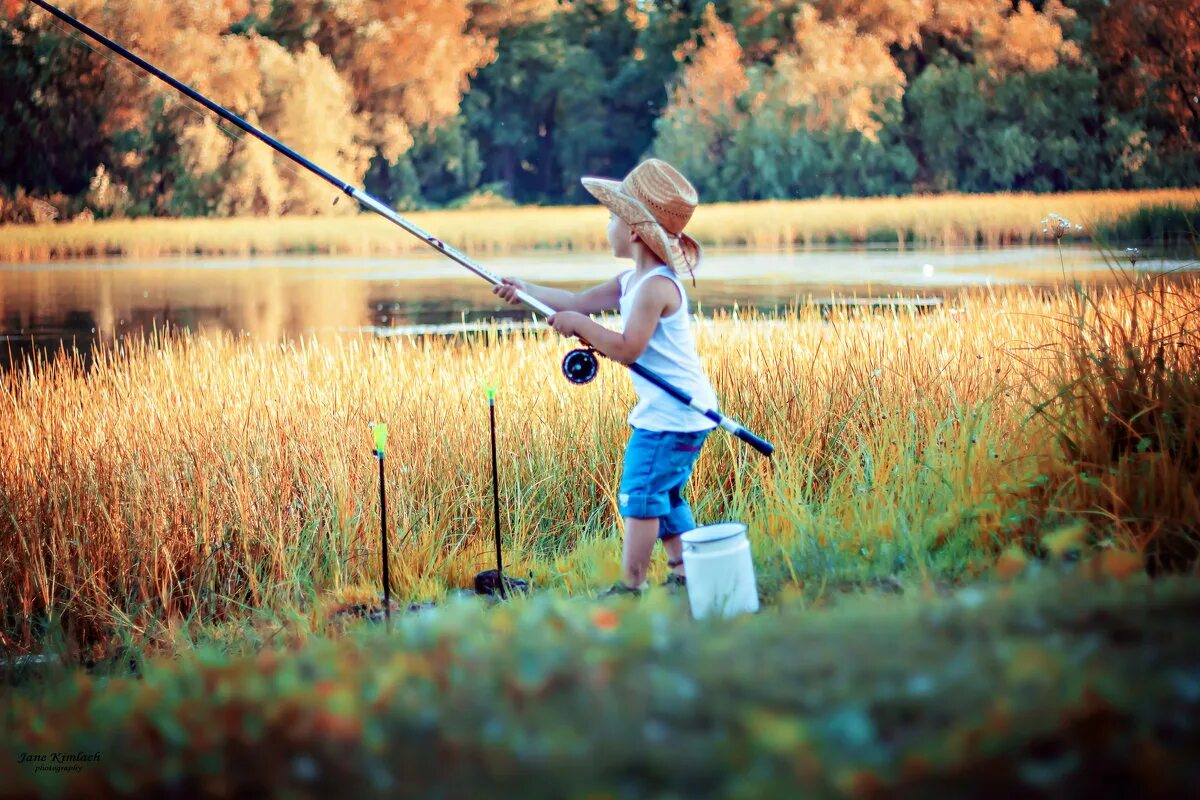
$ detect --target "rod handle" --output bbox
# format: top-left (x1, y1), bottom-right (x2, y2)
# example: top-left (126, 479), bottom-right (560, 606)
top-left (734, 426), bottom-right (775, 458)
top-left (513, 289), bottom-right (555, 318)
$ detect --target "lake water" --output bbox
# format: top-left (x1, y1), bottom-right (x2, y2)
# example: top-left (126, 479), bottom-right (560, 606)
top-left (1, 244), bottom-right (1193, 370)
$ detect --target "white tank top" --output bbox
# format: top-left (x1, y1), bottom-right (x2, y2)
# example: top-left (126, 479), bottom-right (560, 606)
top-left (618, 266), bottom-right (718, 432)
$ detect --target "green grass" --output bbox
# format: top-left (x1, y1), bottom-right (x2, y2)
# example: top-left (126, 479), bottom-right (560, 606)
top-left (1094, 202), bottom-right (1200, 252)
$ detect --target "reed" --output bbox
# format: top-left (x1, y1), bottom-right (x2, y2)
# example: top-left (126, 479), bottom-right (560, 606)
top-left (3, 277), bottom-right (1198, 652)
top-left (0, 189), bottom-right (1196, 262)
top-left (1021, 271), bottom-right (1200, 570)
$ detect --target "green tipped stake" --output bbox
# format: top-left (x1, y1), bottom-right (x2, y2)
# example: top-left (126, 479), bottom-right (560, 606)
top-left (371, 421), bottom-right (391, 628)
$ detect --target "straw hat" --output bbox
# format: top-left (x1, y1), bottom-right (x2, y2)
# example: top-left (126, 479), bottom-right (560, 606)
top-left (581, 159), bottom-right (703, 282)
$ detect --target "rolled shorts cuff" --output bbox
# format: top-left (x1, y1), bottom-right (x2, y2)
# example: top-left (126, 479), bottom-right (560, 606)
top-left (618, 426), bottom-right (709, 539)
top-left (661, 503), bottom-right (697, 537)
top-left (616, 492), bottom-right (696, 539)
top-left (617, 490), bottom-right (670, 520)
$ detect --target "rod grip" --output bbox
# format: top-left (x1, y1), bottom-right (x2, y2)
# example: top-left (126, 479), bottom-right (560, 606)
top-left (735, 427), bottom-right (775, 458)
top-left (514, 290), bottom-right (555, 317)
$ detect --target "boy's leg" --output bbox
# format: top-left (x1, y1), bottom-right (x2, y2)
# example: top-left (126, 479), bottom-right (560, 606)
top-left (617, 426), bottom-right (708, 589)
top-left (659, 474), bottom-right (698, 577)
top-left (622, 516), bottom-right (660, 588)
top-left (662, 533), bottom-right (685, 577)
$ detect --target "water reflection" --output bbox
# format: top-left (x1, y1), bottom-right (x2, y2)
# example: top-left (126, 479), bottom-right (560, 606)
top-left (1, 246), bottom-right (1193, 372)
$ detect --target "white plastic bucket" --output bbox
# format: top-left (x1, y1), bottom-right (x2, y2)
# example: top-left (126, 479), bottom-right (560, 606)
top-left (680, 522), bottom-right (759, 619)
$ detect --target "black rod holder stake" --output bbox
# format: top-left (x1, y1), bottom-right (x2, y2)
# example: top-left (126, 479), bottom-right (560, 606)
top-left (371, 423), bottom-right (391, 629)
top-left (488, 390), bottom-right (506, 600)
top-left (379, 456), bottom-right (390, 625)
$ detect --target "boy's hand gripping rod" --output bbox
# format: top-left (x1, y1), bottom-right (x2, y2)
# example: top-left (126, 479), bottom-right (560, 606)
top-left (30, 0), bottom-right (774, 459)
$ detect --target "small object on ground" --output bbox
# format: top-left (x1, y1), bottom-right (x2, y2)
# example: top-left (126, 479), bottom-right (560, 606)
top-left (0, 653), bottom-right (63, 684)
top-left (868, 575), bottom-right (904, 594)
top-left (329, 600), bottom-right (394, 624)
top-left (330, 594), bottom-right (437, 625)
top-left (474, 569), bottom-right (530, 597)
top-left (600, 582), bottom-right (643, 598)
top-left (380, 600), bottom-right (437, 620)
top-left (834, 576), bottom-right (903, 594)
top-left (662, 573), bottom-right (687, 590)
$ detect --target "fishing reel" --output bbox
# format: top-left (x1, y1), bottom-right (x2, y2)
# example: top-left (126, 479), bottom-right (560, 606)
top-left (562, 347), bottom-right (600, 385)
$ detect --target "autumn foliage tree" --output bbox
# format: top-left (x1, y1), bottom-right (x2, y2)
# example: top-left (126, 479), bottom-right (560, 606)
top-left (1088, 0), bottom-right (1200, 157)
top-left (2, 0), bottom-right (506, 216)
top-left (653, 5), bottom-right (749, 196)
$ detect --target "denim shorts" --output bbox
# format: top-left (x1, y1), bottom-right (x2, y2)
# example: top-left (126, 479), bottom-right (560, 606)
top-left (618, 426), bottom-right (711, 538)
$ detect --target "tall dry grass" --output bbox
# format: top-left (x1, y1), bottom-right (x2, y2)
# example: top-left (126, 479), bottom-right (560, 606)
top-left (0, 189), bottom-right (1196, 262)
top-left (2, 277), bottom-right (1198, 651)
top-left (1021, 272), bottom-right (1200, 569)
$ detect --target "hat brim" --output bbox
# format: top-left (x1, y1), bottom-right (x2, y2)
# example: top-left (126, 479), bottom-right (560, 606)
top-left (581, 176), bottom-right (703, 275)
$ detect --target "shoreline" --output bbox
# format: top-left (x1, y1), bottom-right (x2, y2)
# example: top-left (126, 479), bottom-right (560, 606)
top-left (1, 188), bottom-right (1195, 263)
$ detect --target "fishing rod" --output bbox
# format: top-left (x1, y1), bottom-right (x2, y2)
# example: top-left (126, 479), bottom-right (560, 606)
top-left (29, 0), bottom-right (774, 458)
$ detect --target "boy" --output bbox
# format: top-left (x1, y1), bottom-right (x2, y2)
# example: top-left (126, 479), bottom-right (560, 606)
top-left (493, 158), bottom-right (717, 595)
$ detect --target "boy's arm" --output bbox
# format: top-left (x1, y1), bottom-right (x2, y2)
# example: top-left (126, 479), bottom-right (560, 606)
top-left (565, 276), bottom-right (674, 365)
top-left (495, 273), bottom-right (622, 313)
top-left (511, 282), bottom-right (577, 312)
top-left (572, 273), bottom-right (624, 315)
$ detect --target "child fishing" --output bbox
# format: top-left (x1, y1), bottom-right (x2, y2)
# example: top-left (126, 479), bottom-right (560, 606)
top-left (494, 158), bottom-right (717, 596)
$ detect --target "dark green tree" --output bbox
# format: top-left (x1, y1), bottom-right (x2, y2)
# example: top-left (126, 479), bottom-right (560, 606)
top-left (364, 116), bottom-right (484, 208)
top-left (718, 91), bottom-right (916, 200)
top-left (0, 9), bottom-right (105, 200)
top-left (462, 0), bottom-right (731, 203)
top-left (905, 61), bottom-right (1158, 193)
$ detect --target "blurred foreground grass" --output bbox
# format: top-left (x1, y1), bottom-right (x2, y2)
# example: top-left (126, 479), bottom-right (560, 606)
top-left (2, 573), bottom-right (1198, 798)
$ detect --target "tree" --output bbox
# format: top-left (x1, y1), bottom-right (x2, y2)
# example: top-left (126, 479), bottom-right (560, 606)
top-left (4, 0), bottom-right (1196, 212)
top-left (905, 61), bottom-right (1151, 193)
top-left (1087, 0), bottom-right (1200, 159)
top-left (178, 37), bottom-right (370, 215)
top-left (464, 0), bottom-right (689, 203)
top-left (976, 0), bottom-right (1080, 74)
top-left (652, 4), bottom-right (749, 197)
top-left (364, 116), bottom-right (484, 208)
top-left (259, 0), bottom-right (497, 161)
top-left (467, 0), bottom-right (563, 37)
top-left (863, 0), bottom-right (1082, 82)
top-left (769, 3), bottom-right (906, 137)
top-left (0, 3), bottom-right (108, 201)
